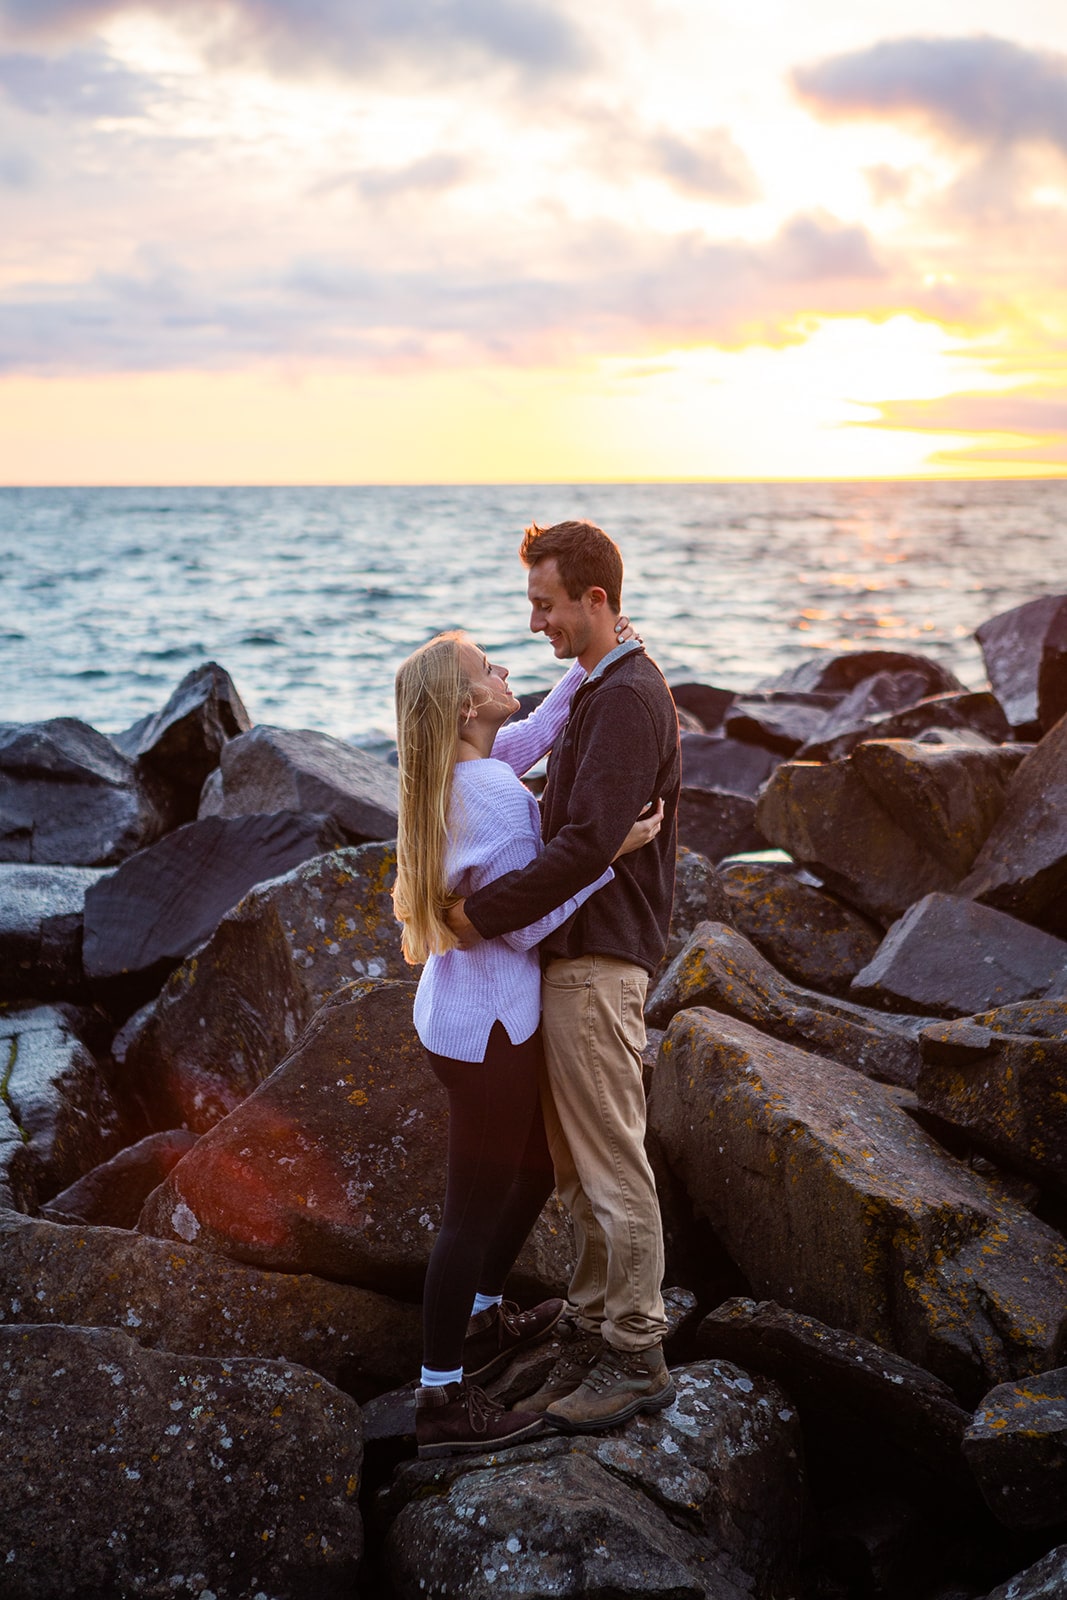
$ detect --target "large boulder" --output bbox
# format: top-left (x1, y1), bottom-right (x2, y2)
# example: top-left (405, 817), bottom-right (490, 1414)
top-left (720, 862), bottom-right (882, 997)
top-left (979, 1545), bottom-right (1067, 1600)
top-left (0, 717), bottom-right (167, 866)
top-left (377, 1360), bottom-right (804, 1600)
top-left (669, 681), bottom-right (737, 733)
top-left (646, 921), bottom-right (925, 1088)
top-left (976, 593), bottom-right (1067, 738)
top-left (964, 1367), bottom-right (1067, 1530)
top-left (676, 786), bottom-right (764, 863)
top-left (760, 649), bottom-right (965, 700)
top-left (851, 894), bottom-right (1067, 1018)
top-left (82, 809), bottom-right (346, 985)
top-left (0, 1003), bottom-right (121, 1211)
top-left (120, 842), bottom-right (405, 1133)
top-left (0, 1207), bottom-right (421, 1397)
top-left (648, 1008), bottom-right (1067, 1401)
top-left (114, 660), bottom-right (252, 827)
top-left (0, 1322), bottom-right (363, 1600)
top-left (680, 730), bottom-right (782, 796)
top-left (40, 1128), bottom-right (198, 1227)
top-left (138, 980), bottom-right (574, 1299)
top-left (795, 668), bottom-right (934, 759)
top-left (0, 862), bottom-right (107, 1000)
top-left (960, 713), bottom-right (1067, 936)
top-left (199, 723), bottom-right (399, 843)
top-left (917, 999), bottom-right (1067, 1196)
top-left (723, 690), bottom-right (838, 754)
top-left (802, 690), bottom-right (1011, 762)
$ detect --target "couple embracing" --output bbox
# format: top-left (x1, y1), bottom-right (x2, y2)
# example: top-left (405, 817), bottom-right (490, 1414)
top-left (392, 518), bottom-right (681, 1459)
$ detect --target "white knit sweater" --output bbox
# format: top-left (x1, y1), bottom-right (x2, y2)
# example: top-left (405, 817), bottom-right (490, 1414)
top-left (412, 661), bottom-right (613, 1062)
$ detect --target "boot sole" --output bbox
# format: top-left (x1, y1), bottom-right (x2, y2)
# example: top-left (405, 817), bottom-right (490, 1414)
top-left (543, 1378), bottom-right (676, 1434)
top-left (463, 1302), bottom-right (568, 1384)
top-left (417, 1415), bottom-right (546, 1459)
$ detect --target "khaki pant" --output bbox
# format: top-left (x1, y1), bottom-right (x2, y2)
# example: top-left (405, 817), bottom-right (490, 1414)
top-left (539, 953), bottom-right (668, 1352)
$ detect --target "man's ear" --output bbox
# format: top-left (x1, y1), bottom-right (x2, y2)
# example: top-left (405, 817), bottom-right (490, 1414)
top-left (584, 585), bottom-right (609, 613)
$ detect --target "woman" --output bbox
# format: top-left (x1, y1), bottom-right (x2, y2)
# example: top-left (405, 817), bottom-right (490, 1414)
top-left (393, 625), bottom-right (661, 1459)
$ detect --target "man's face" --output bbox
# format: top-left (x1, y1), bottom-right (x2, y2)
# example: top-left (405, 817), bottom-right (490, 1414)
top-left (527, 557), bottom-right (594, 660)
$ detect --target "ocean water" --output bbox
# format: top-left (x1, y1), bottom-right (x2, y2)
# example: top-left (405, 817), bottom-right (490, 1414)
top-left (3, 480), bottom-right (1066, 749)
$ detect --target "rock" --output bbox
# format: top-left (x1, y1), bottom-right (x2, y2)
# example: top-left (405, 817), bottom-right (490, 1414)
top-left (0, 862), bottom-right (107, 1000)
top-left (964, 1367), bottom-right (1067, 1529)
top-left (756, 755), bottom-right (962, 924)
top-left (0, 1003), bottom-right (121, 1211)
top-left (695, 1297), bottom-right (974, 1495)
top-left (40, 1128), bottom-right (199, 1227)
top-left (796, 668), bottom-right (936, 759)
top-left (724, 690), bottom-right (839, 754)
top-left (680, 730), bottom-right (782, 796)
top-left (114, 661), bottom-right (252, 826)
top-left (648, 1008), bottom-right (1067, 1401)
top-left (376, 1359), bottom-right (804, 1600)
top-left (677, 787), bottom-right (764, 863)
top-left (646, 921), bottom-right (925, 1088)
top-left (917, 1000), bottom-right (1067, 1196)
top-left (852, 894), bottom-right (1067, 1019)
top-left (761, 649), bottom-right (966, 699)
top-left (0, 1207), bottom-right (421, 1398)
top-left (0, 1322), bottom-right (363, 1600)
top-left (721, 862), bottom-right (882, 997)
top-left (669, 681), bottom-right (737, 733)
top-left (807, 691), bottom-right (1011, 762)
top-left (979, 1543), bottom-right (1067, 1599)
top-left (660, 845), bottom-right (733, 971)
top-left (960, 714), bottom-right (1067, 936)
top-left (138, 980), bottom-right (574, 1299)
top-left (976, 594), bottom-right (1067, 737)
top-left (82, 809), bottom-right (346, 984)
top-left (0, 717), bottom-right (168, 866)
top-left (198, 723), bottom-right (399, 843)
top-left (120, 842), bottom-right (405, 1133)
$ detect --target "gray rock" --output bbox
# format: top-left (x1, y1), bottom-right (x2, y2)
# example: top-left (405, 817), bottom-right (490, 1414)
top-left (646, 920), bottom-right (925, 1088)
top-left (199, 723), bottom-right (398, 843)
top-left (721, 862), bottom-right (882, 997)
top-left (677, 786), bottom-right (764, 864)
top-left (115, 660), bottom-right (252, 826)
top-left (659, 844), bottom-right (733, 970)
top-left (807, 690), bottom-right (1011, 761)
top-left (0, 1206), bottom-right (421, 1397)
top-left (964, 1367), bottom-right (1067, 1529)
top-left (760, 649), bottom-right (966, 699)
top-left (0, 1322), bottom-right (363, 1600)
top-left (680, 730), bottom-right (782, 796)
top-left (0, 862), bottom-right (107, 1000)
top-left (797, 668), bottom-right (934, 759)
top-left (976, 593), bottom-right (1067, 737)
top-left (82, 809), bottom-right (346, 982)
top-left (852, 894), bottom-right (1067, 1018)
top-left (724, 690), bottom-right (839, 754)
top-left (648, 1007), bottom-right (1067, 1401)
top-left (40, 1128), bottom-right (199, 1228)
top-left (979, 1543), bottom-right (1067, 1599)
top-left (0, 717), bottom-right (167, 866)
top-left (669, 682), bottom-right (737, 733)
top-left (138, 980), bottom-right (574, 1299)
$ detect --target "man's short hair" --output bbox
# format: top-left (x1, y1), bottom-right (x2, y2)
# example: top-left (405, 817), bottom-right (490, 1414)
top-left (519, 519), bottom-right (623, 613)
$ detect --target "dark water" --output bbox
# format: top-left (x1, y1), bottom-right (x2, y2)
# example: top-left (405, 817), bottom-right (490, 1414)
top-left (2, 480), bottom-right (1065, 746)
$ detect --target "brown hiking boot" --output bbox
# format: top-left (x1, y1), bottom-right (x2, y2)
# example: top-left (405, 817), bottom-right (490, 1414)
top-left (463, 1297), bottom-right (566, 1384)
top-left (544, 1342), bottom-right (675, 1433)
top-left (415, 1380), bottom-right (545, 1459)
top-left (514, 1320), bottom-right (604, 1413)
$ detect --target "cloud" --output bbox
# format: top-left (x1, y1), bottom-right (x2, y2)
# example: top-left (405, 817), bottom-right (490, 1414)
top-left (319, 153), bottom-right (474, 204)
top-left (0, 0), bottom-right (591, 82)
top-left (794, 34), bottom-right (1067, 155)
top-left (0, 47), bottom-right (151, 117)
top-left (863, 390), bottom-right (1067, 435)
top-left (647, 128), bottom-right (760, 202)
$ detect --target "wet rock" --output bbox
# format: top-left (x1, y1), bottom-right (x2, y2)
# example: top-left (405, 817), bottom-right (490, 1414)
top-left (808, 690), bottom-right (1012, 762)
top-left (680, 730), bottom-right (782, 795)
top-left (0, 1206), bottom-right (421, 1397)
top-left (138, 980), bottom-right (573, 1299)
top-left (964, 1367), bottom-right (1067, 1529)
top-left (797, 668), bottom-right (935, 759)
top-left (980, 1542), bottom-right (1067, 1599)
top-left (0, 717), bottom-right (168, 866)
top-left (377, 1360), bottom-right (804, 1600)
top-left (82, 809), bottom-right (346, 984)
top-left (646, 921), bottom-right (925, 1088)
top-left (721, 862), bottom-right (882, 997)
top-left (676, 787), bottom-right (764, 863)
top-left (756, 755), bottom-right (962, 924)
top-left (0, 1322), bottom-right (363, 1600)
top-left (761, 649), bottom-right (966, 700)
top-left (114, 660), bottom-right (252, 827)
top-left (648, 1007), bottom-right (1067, 1401)
top-left (669, 681), bottom-right (737, 734)
top-left (0, 1003), bottom-right (121, 1211)
top-left (917, 1000), bottom-right (1067, 1197)
top-left (960, 714), bottom-right (1067, 937)
top-left (976, 593), bottom-right (1067, 738)
top-left (852, 894), bottom-right (1067, 1019)
top-left (724, 690), bottom-right (838, 754)
top-left (120, 842), bottom-right (405, 1134)
top-left (40, 1128), bottom-right (199, 1227)
top-left (199, 723), bottom-right (398, 843)
top-left (0, 862), bottom-right (107, 1000)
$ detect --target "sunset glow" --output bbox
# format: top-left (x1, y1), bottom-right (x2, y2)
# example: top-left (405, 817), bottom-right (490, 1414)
top-left (3, 0), bottom-right (1067, 482)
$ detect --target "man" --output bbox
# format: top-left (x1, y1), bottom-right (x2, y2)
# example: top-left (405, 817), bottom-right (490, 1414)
top-left (446, 518), bottom-right (681, 1431)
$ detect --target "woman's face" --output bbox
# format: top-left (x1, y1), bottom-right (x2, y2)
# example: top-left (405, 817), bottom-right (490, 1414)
top-left (459, 640), bottom-right (518, 725)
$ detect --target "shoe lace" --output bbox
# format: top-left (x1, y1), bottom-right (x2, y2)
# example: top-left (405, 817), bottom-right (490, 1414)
top-left (464, 1383), bottom-right (504, 1434)
top-left (582, 1345), bottom-right (642, 1395)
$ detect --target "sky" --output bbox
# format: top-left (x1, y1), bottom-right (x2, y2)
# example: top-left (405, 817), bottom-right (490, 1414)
top-left (3, 0), bottom-right (1067, 483)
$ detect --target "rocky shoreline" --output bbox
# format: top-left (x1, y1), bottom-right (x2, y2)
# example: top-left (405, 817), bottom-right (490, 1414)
top-left (3, 595), bottom-right (1067, 1599)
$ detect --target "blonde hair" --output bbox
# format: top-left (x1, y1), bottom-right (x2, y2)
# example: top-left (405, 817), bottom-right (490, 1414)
top-left (392, 631), bottom-right (472, 965)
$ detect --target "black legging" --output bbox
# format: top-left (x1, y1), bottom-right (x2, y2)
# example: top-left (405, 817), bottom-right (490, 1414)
top-left (422, 1021), bottom-right (555, 1374)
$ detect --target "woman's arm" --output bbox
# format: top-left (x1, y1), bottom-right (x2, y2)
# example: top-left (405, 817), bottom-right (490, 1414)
top-left (490, 660), bottom-right (586, 776)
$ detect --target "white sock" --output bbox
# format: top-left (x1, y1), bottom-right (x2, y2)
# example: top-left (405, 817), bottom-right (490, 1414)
top-left (420, 1365), bottom-right (463, 1388)
top-left (472, 1292), bottom-right (502, 1315)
